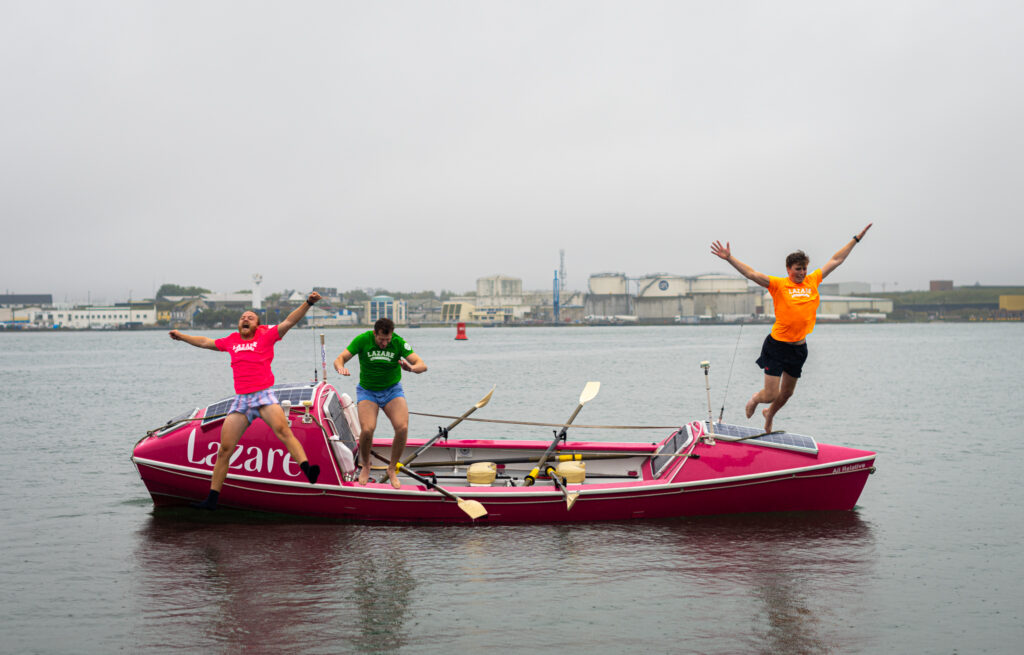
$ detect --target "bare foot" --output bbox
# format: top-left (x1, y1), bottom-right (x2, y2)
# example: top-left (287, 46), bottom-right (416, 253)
top-left (745, 398), bottom-right (757, 419)
top-left (387, 469), bottom-right (401, 489)
top-left (762, 408), bottom-right (773, 433)
top-left (357, 467), bottom-right (370, 486)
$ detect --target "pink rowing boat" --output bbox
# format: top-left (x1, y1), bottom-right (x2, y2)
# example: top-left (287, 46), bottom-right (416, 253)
top-left (131, 381), bottom-right (876, 523)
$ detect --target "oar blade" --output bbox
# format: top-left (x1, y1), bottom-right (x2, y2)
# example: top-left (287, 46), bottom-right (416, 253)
top-left (579, 381), bottom-right (600, 404)
top-left (565, 491), bottom-right (580, 511)
top-left (445, 385), bottom-right (497, 432)
top-left (392, 457), bottom-right (488, 519)
top-left (564, 381), bottom-right (600, 426)
top-left (475, 386), bottom-right (496, 409)
top-left (457, 498), bottom-right (488, 519)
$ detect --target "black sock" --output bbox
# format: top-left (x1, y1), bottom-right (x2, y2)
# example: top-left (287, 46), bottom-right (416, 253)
top-left (301, 461), bottom-right (320, 484)
top-left (190, 489), bottom-right (219, 510)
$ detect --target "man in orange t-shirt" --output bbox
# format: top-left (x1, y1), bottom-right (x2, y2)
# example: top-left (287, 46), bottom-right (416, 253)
top-left (711, 224), bottom-right (872, 432)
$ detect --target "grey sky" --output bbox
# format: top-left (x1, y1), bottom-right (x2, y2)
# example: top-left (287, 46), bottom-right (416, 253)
top-left (3, 1), bottom-right (1023, 304)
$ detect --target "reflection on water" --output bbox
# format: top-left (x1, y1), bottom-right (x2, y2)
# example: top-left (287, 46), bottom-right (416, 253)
top-left (131, 510), bottom-right (874, 653)
top-left (131, 512), bottom-right (415, 653)
top-left (350, 537), bottom-right (415, 653)
top-left (667, 512), bottom-right (875, 654)
top-left (755, 571), bottom-right (823, 655)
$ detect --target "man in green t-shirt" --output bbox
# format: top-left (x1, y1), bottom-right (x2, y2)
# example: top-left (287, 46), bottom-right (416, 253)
top-left (333, 318), bottom-right (428, 487)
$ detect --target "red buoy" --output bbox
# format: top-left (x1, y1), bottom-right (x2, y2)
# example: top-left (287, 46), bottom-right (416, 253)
top-left (455, 322), bottom-right (468, 340)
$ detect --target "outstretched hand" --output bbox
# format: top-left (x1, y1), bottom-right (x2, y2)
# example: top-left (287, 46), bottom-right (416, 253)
top-left (710, 240), bottom-right (731, 260)
top-left (168, 330), bottom-right (183, 341)
top-left (856, 223), bottom-right (873, 241)
top-left (307, 291), bottom-right (322, 305)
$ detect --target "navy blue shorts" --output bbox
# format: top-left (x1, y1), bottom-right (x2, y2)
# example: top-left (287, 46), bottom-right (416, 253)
top-left (756, 335), bottom-right (808, 378)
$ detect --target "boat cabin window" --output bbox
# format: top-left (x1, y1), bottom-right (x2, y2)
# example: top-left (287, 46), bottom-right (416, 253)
top-left (650, 429), bottom-right (693, 479)
top-left (324, 392), bottom-right (357, 452)
top-left (154, 408), bottom-right (199, 437)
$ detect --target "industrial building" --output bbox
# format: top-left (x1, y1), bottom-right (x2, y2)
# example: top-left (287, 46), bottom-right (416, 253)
top-left (441, 274), bottom-right (586, 324)
top-left (765, 294), bottom-right (893, 319)
top-left (586, 273), bottom-right (631, 318)
top-left (365, 295), bottom-right (407, 325)
top-left (586, 272), bottom-right (761, 322)
top-left (8, 305), bottom-right (157, 329)
top-left (442, 272), bottom-right (765, 324)
top-left (441, 274), bottom-right (528, 324)
top-left (585, 273), bottom-right (890, 323)
top-left (820, 281), bottom-right (871, 296)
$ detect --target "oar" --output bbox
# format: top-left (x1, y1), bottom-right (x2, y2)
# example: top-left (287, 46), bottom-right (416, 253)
top-left (523, 381), bottom-right (600, 510)
top-left (379, 386), bottom-right (495, 483)
top-left (371, 451), bottom-right (487, 520)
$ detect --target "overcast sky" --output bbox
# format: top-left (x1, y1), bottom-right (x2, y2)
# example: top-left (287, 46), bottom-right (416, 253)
top-left (3, 1), bottom-right (1023, 304)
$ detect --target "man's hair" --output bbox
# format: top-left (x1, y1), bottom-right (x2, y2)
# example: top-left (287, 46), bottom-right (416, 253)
top-left (374, 317), bottom-right (395, 334)
top-left (786, 250), bottom-right (809, 268)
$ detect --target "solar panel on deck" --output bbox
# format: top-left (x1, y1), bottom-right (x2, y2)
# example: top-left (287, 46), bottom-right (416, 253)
top-left (201, 398), bottom-right (235, 425)
top-left (711, 422), bottom-right (818, 455)
top-left (201, 384), bottom-right (316, 426)
top-left (272, 384), bottom-right (317, 406)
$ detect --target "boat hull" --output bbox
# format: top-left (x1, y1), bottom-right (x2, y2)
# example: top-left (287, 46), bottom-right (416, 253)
top-left (131, 383), bottom-right (876, 523)
top-left (134, 456), bottom-right (874, 523)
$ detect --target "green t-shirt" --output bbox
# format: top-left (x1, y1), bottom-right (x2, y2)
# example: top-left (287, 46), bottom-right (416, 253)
top-left (346, 331), bottom-right (415, 391)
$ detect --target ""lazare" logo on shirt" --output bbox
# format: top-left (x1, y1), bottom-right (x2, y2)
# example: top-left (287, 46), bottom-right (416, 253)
top-left (367, 349), bottom-right (398, 362)
top-left (232, 342), bottom-right (259, 353)
top-left (787, 287), bottom-right (813, 299)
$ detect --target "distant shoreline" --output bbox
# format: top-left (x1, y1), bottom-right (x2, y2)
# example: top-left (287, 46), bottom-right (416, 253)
top-left (2, 316), bottom-right (1021, 334)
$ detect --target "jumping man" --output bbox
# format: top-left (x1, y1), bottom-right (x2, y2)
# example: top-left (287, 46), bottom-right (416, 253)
top-left (333, 317), bottom-right (428, 489)
top-left (168, 291), bottom-right (323, 509)
top-left (711, 224), bottom-right (873, 432)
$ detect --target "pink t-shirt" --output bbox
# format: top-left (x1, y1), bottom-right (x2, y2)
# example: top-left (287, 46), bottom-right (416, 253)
top-left (215, 324), bottom-right (281, 394)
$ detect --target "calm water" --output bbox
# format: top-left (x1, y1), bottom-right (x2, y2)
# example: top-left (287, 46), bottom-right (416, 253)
top-left (1, 323), bottom-right (1022, 654)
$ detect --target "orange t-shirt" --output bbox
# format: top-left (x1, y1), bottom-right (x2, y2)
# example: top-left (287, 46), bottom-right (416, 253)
top-left (768, 269), bottom-right (823, 342)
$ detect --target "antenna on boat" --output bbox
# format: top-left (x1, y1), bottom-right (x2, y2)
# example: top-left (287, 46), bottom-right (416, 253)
top-left (320, 333), bottom-right (327, 383)
top-left (719, 323), bottom-right (743, 422)
top-left (701, 361), bottom-right (716, 440)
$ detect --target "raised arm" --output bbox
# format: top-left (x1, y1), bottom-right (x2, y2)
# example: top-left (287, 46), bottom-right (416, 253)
top-left (710, 240), bottom-right (770, 288)
top-left (277, 291), bottom-right (322, 337)
top-left (821, 223), bottom-right (872, 280)
top-left (168, 330), bottom-right (219, 351)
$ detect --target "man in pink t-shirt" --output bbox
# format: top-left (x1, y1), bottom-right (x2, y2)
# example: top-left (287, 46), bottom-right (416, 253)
top-left (169, 291), bottom-right (322, 510)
